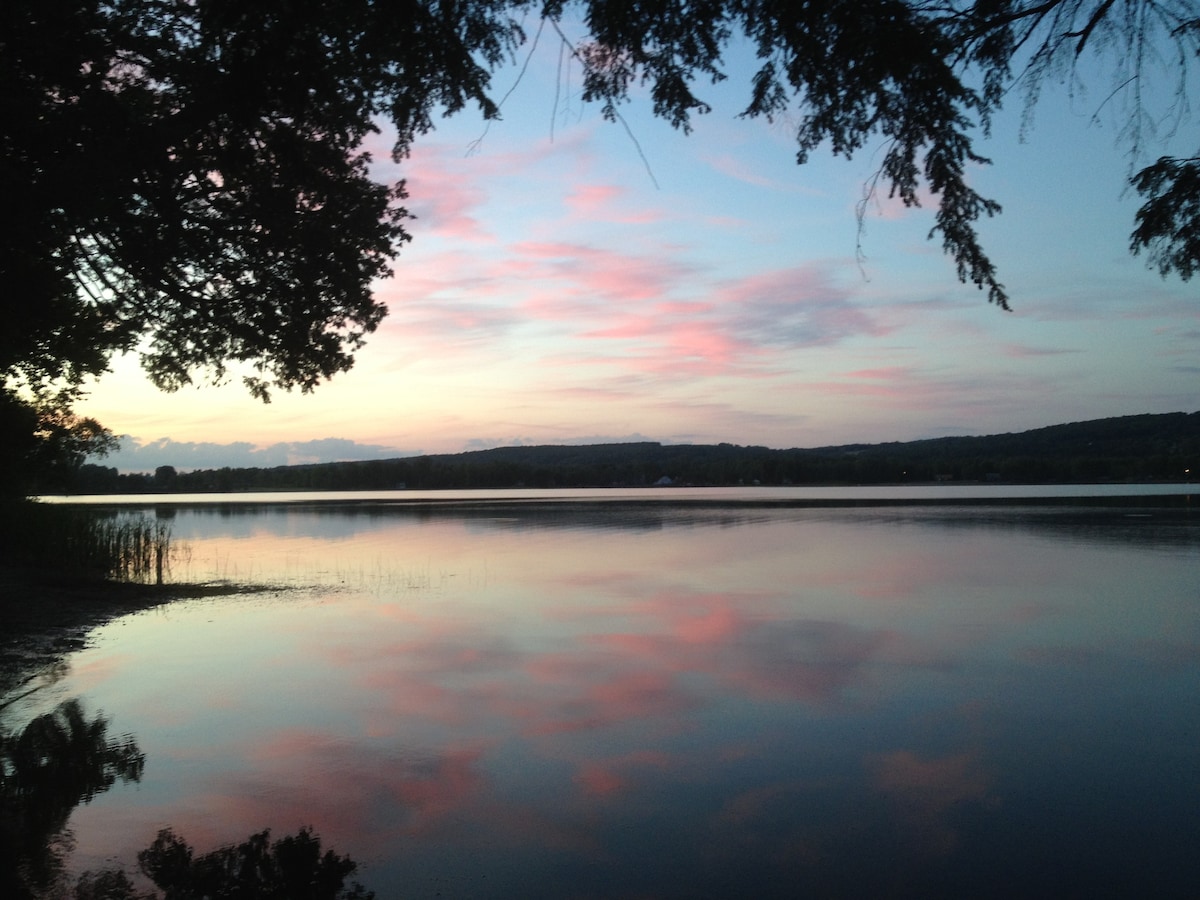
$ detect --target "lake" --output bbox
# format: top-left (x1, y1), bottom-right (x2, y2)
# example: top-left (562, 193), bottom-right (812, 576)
top-left (5, 487), bottom-right (1200, 898)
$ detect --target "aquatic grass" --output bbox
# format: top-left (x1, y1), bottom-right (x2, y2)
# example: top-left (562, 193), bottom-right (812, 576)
top-left (1, 501), bottom-right (179, 584)
top-left (85, 514), bottom-right (174, 584)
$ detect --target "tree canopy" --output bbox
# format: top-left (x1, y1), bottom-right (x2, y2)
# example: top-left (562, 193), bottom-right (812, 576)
top-left (2, 1), bottom-right (1197, 490)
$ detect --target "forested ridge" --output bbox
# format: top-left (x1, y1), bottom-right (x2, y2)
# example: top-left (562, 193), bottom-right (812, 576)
top-left (67, 412), bottom-right (1199, 494)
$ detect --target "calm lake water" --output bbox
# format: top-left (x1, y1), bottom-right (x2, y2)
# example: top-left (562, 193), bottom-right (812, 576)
top-left (7, 488), bottom-right (1200, 898)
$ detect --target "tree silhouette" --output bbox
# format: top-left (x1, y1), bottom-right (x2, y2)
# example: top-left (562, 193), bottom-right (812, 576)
top-left (1132, 154), bottom-right (1200, 280)
top-left (3, 1), bottom-right (1196, 487)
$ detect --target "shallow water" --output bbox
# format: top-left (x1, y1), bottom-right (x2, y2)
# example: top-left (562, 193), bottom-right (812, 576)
top-left (6, 496), bottom-right (1200, 897)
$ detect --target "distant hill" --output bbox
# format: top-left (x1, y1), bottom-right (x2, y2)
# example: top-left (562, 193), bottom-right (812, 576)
top-left (70, 412), bottom-right (1199, 493)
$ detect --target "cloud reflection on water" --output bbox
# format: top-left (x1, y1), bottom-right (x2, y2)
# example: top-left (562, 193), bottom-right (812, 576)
top-left (47, 502), bottom-right (1200, 897)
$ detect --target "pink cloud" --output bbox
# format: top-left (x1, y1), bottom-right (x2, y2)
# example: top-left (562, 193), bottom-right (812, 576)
top-left (395, 146), bottom-right (493, 242)
top-left (370, 253), bottom-right (528, 353)
top-left (562, 182), bottom-right (663, 224)
top-left (791, 364), bottom-right (1056, 423)
top-left (872, 750), bottom-right (990, 800)
top-left (868, 748), bottom-right (994, 856)
top-left (841, 366), bottom-right (914, 380)
top-left (364, 139), bottom-right (890, 386)
top-left (513, 240), bottom-right (698, 307)
top-left (530, 669), bottom-right (698, 736)
top-left (675, 604), bottom-right (741, 644)
top-left (575, 762), bottom-right (626, 796)
top-left (620, 590), bottom-right (755, 646)
top-left (619, 281), bottom-right (879, 380)
top-left (713, 266), bottom-right (886, 348)
top-left (723, 621), bottom-right (900, 703)
top-left (1001, 343), bottom-right (1083, 359)
top-left (378, 131), bottom-right (599, 243)
top-left (386, 746), bottom-right (489, 825)
top-left (67, 653), bottom-right (133, 693)
top-left (514, 253), bottom-right (883, 380)
top-left (580, 319), bottom-right (766, 379)
top-left (704, 152), bottom-right (823, 194)
top-left (575, 750), bottom-right (674, 797)
top-left (717, 779), bottom-right (810, 826)
top-left (568, 182), bottom-right (623, 210)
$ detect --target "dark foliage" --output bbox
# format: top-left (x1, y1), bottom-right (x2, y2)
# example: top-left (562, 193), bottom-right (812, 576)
top-left (0, 392), bottom-right (115, 497)
top-left (1, 0), bottom-right (426, 399)
top-left (1132, 155), bottom-right (1200, 280)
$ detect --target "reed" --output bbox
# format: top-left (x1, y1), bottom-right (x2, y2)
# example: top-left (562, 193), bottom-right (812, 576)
top-left (85, 514), bottom-right (173, 584)
top-left (2, 502), bottom-right (177, 584)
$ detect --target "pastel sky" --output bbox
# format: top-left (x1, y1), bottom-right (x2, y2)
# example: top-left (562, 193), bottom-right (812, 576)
top-left (79, 28), bottom-right (1199, 472)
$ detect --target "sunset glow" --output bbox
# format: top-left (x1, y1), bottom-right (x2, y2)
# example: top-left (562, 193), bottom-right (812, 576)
top-left (76, 39), bottom-right (1199, 472)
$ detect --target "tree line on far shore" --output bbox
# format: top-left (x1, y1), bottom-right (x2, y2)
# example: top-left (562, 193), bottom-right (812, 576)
top-left (62, 412), bottom-right (1199, 495)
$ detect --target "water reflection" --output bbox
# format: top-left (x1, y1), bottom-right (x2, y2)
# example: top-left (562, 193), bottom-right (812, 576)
top-left (9, 502), bottom-right (1200, 897)
top-left (149, 500), bottom-right (1200, 568)
top-left (0, 700), bottom-right (144, 899)
top-left (78, 826), bottom-right (374, 900)
top-left (0, 700), bottom-right (381, 899)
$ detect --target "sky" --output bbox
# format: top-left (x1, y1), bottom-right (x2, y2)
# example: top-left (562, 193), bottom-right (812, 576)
top-left (78, 23), bottom-right (1199, 473)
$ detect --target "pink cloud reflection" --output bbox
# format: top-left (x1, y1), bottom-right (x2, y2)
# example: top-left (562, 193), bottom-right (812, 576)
top-left (868, 748), bottom-right (994, 856)
top-left (137, 730), bottom-right (494, 863)
top-left (575, 750), bottom-right (674, 797)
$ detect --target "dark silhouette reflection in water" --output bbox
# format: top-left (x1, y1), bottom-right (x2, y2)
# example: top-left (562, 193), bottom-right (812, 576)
top-left (0, 700), bottom-right (143, 899)
top-left (71, 827), bottom-right (374, 900)
top-left (0, 700), bottom-right (374, 899)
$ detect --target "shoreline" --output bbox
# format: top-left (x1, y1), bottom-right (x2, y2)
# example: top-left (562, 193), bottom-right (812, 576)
top-left (0, 569), bottom-right (265, 705)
